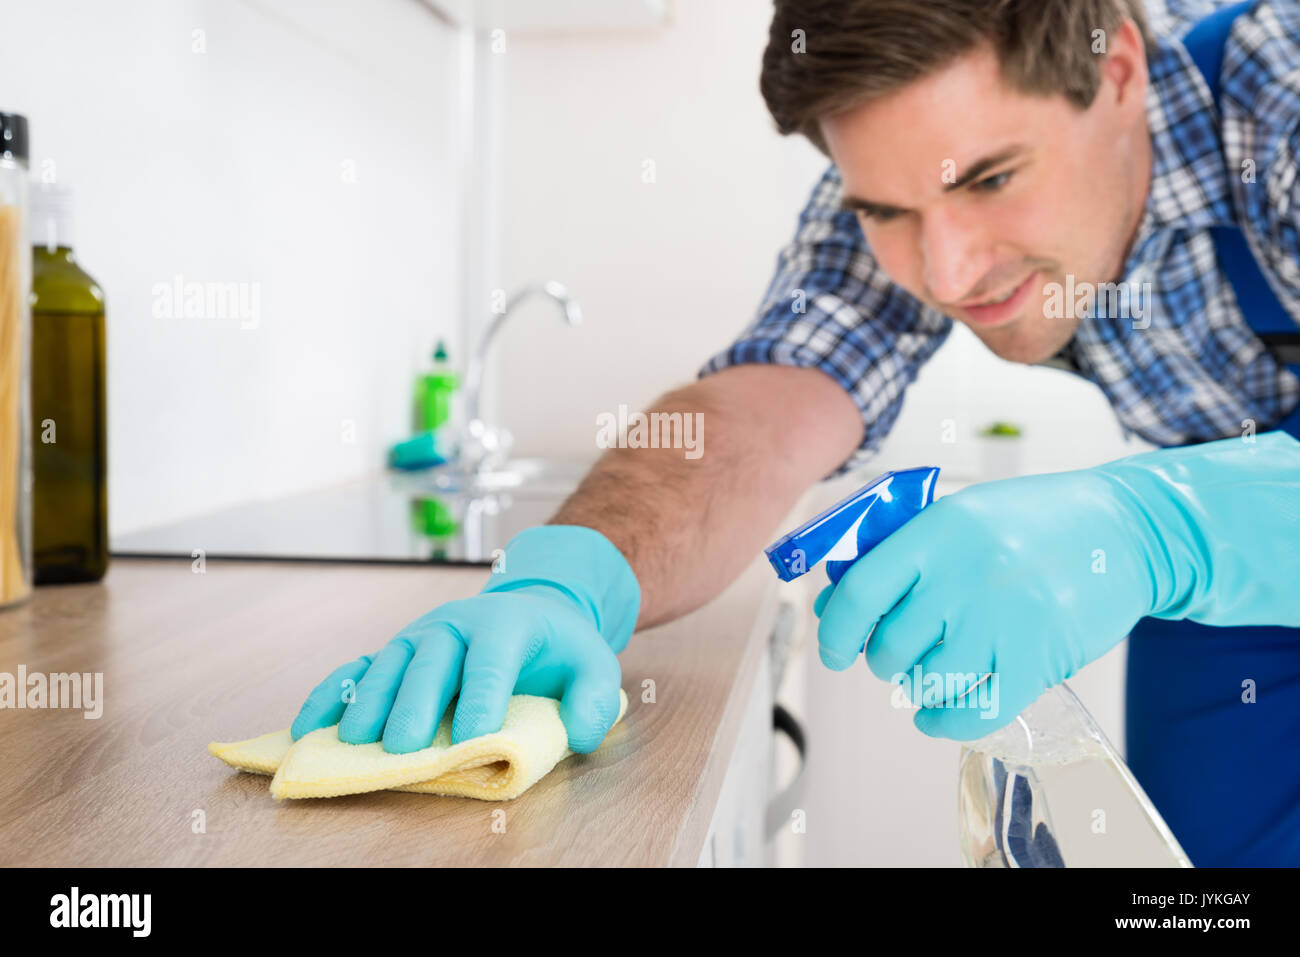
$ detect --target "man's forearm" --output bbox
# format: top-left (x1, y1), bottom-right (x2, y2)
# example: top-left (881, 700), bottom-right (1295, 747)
top-left (550, 365), bottom-right (863, 629)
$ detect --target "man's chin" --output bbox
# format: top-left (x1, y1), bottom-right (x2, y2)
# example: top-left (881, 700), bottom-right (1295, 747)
top-left (966, 314), bottom-right (1079, 365)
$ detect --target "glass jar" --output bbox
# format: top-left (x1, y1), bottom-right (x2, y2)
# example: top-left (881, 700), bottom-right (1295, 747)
top-left (0, 111), bottom-right (32, 607)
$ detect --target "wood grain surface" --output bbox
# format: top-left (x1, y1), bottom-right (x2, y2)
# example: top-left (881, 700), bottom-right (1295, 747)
top-left (0, 553), bottom-right (775, 866)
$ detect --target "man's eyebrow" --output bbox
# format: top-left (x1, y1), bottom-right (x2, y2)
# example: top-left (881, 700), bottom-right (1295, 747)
top-left (839, 145), bottom-right (1029, 214)
top-left (839, 195), bottom-right (907, 217)
top-left (944, 145), bottom-right (1028, 191)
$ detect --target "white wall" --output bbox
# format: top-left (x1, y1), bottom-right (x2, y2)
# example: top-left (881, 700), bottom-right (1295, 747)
top-left (0, 0), bottom-right (466, 534)
top-left (489, 0), bottom-right (1152, 479)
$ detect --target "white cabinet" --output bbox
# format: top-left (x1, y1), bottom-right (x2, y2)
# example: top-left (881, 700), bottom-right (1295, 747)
top-left (698, 596), bottom-right (812, 867)
top-left (698, 647), bottom-right (773, 867)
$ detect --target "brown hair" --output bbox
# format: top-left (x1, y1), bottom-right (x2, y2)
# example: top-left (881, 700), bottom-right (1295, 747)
top-left (761, 0), bottom-right (1152, 155)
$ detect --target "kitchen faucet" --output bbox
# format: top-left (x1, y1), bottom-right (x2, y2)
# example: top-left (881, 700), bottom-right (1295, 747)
top-left (458, 280), bottom-right (583, 474)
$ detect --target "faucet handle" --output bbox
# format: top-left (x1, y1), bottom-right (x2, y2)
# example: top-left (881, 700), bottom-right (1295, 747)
top-left (461, 419), bottom-right (514, 474)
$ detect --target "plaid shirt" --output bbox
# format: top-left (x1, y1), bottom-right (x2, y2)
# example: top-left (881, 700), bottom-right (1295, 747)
top-left (698, 0), bottom-right (1300, 478)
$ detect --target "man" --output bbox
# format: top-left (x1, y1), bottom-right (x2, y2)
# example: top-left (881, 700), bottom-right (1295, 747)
top-left (294, 0), bottom-right (1300, 866)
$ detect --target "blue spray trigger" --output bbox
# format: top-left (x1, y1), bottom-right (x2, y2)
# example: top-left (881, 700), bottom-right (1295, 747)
top-left (764, 466), bottom-right (940, 585)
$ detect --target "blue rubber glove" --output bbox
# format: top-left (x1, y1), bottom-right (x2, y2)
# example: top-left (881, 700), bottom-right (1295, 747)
top-left (815, 430), bottom-right (1300, 741)
top-left (291, 525), bottom-right (640, 754)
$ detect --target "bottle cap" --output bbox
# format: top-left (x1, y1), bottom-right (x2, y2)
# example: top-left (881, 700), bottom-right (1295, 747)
top-left (0, 112), bottom-right (28, 164)
top-left (31, 182), bottom-right (74, 249)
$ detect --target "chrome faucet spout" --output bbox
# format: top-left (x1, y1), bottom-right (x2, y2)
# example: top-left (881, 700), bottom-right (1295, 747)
top-left (460, 281), bottom-right (582, 470)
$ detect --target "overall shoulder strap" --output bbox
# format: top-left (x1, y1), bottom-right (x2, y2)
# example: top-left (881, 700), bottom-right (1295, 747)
top-left (1182, 1), bottom-right (1254, 102)
top-left (1183, 2), bottom-right (1300, 352)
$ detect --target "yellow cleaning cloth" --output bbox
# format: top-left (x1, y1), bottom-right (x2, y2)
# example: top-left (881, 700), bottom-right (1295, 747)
top-left (209, 690), bottom-right (628, 801)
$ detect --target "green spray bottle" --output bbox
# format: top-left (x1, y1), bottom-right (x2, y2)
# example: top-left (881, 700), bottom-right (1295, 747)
top-left (415, 340), bottom-right (457, 433)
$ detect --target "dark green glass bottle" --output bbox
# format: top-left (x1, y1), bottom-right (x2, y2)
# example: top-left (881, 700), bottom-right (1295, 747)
top-left (29, 184), bottom-right (107, 583)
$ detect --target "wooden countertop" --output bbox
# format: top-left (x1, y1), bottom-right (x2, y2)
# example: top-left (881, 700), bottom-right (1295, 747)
top-left (0, 554), bottom-right (777, 866)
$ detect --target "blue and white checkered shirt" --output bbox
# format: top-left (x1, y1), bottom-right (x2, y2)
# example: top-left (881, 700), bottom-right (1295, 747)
top-left (698, 0), bottom-right (1300, 478)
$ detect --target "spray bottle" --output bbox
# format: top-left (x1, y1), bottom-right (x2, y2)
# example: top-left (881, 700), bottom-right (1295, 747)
top-left (765, 467), bottom-right (1192, 867)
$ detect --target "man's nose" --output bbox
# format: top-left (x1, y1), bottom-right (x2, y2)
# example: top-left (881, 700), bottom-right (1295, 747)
top-left (919, 206), bottom-right (991, 305)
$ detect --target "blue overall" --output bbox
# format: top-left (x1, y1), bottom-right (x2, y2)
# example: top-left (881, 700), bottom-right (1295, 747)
top-left (1124, 1), bottom-right (1300, 866)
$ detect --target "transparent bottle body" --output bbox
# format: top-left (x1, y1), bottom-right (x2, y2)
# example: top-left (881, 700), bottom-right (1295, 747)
top-left (958, 684), bottom-right (1192, 867)
top-left (0, 154), bottom-right (32, 607)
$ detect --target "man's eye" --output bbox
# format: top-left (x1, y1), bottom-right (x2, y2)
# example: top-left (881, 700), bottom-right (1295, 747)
top-left (859, 208), bottom-right (901, 223)
top-left (972, 171), bottom-right (1014, 193)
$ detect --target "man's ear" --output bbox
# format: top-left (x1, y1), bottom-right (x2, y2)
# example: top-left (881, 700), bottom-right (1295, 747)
top-left (1100, 17), bottom-right (1148, 113)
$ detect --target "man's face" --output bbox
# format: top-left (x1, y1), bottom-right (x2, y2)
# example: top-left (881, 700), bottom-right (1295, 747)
top-left (819, 36), bottom-right (1149, 364)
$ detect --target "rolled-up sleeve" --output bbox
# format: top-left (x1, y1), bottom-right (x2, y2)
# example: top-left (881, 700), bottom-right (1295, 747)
top-left (698, 163), bottom-right (952, 478)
